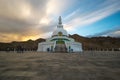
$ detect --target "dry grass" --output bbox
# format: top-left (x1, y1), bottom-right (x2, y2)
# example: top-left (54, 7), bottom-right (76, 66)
top-left (0, 51), bottom-right (120, 80)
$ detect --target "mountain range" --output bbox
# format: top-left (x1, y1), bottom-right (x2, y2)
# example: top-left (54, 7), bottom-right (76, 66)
top-left (0, 34), bottom-right (120, 51)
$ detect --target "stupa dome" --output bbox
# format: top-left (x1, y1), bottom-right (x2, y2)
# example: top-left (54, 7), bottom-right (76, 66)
top-left (52, 16), bottom-right (68, 37)
top-left (52, 27), bottom-right (68, 36)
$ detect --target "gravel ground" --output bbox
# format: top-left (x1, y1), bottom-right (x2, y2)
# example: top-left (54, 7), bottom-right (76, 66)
top-left (0, 51), bottom-right (120, 80)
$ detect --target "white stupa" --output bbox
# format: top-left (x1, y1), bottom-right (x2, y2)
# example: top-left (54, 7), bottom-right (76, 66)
top-left (37, 16), bottom-right (82, 52)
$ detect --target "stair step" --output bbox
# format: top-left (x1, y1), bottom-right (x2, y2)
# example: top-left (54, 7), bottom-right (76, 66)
top-left (55, 44), bottom-right (67, 52)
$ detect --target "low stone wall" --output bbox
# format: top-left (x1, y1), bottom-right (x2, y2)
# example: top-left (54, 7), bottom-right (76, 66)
top-left (0, 51), bottom-right (120, 57)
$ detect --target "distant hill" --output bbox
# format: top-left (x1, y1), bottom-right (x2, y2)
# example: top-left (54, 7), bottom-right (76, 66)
top-left (0, 38), bottom-right (45, 51)
top-left (69, 34), bottom-right (120, 51)
top-left (0, 34), bottom-right (120, 51)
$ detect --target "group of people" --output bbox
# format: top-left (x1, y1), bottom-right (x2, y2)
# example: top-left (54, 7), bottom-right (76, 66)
top-left (6, 45), bottom-right (24, 53)
top-left (16, 46), bottom-right (24, 53)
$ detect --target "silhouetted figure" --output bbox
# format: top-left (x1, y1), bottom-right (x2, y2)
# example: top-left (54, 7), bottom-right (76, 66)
top-left (16, 45), bottom-right (24, 53)
top-left (47, 48), bottom-right (50, 52)
top-left (21, 47), bottom-right (24, 53)
top-left (6, 47), bottom-right (10, 53)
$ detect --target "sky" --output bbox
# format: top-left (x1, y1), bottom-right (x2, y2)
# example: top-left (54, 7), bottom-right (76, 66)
top-left (0, 0), bottom-right (120, 42)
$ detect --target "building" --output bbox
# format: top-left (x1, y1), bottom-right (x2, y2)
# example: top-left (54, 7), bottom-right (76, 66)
top-left (37, 16), bottom-right (82, 52)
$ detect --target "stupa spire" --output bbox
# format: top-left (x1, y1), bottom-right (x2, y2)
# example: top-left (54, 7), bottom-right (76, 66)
top-left (57, 16), bottom-right (63, 28)
top-left (58, 16), bottom-right (62, 24)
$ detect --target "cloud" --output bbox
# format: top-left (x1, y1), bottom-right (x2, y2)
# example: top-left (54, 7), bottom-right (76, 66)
top-left (108, 30), bottom-right (120, 37)
top-left (64, 0), bottom-right (120, 31)
top-left (0, 0), bottom-right (50, 42)
top-left (88, 27), bottom-right (120, 37)
top-left (0, 0), bottom-right (120, 42)
top-left (46, 0), bottom-right (78, 16)
top-left (0, 0), bottom-right (79, 42)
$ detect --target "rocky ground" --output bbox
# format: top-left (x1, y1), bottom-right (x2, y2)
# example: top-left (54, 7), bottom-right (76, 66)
top-left (0, 51), bottom-right (120, 80)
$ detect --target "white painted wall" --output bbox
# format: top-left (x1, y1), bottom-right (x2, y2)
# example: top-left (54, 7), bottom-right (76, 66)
top-left (37, 42), bottom-right (55, 52)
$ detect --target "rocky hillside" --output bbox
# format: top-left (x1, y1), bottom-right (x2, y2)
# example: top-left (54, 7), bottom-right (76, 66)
top-left (0, 34), bottom-right (120, 51)
top-left (69, 34), bottom-right (120, 51)
top-left (0, 38), bottom-right (45, 51)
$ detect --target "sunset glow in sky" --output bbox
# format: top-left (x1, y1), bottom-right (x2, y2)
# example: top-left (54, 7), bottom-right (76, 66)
top-left (0, 0), bottom-right (120, 42)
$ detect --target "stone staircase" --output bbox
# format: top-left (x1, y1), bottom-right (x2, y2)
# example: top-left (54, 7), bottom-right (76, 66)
top-left (55, 44), bottom-right (67, 53)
